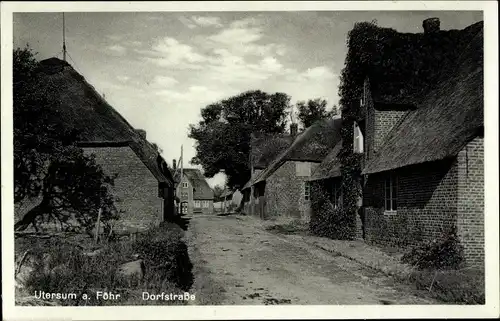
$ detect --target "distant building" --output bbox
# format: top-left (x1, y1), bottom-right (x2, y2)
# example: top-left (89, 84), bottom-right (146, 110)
top-left (243, 119), bottom-right (342, 221)
top-left (175, 168), bottom-right (214, 215)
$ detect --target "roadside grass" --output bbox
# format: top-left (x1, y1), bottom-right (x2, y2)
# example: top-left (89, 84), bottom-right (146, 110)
top-left (403, 267), bottom-right (485, 304)
top-left (265, 219), bottom-right (309, 235)
top-left (17, 222), bottom-right (193, 306)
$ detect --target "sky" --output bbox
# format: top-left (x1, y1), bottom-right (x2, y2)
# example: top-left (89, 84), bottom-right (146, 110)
top-left (13, 11), bottom-right (483, 187)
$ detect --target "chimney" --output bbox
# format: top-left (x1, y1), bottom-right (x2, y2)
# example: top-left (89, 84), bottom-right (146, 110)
top-left (136, 129), bottom-right (147, 139)
top-left (290, 123), bottom-right (298, 137)
top-left (173, 159), bottom-right (177, 170)
top-left (423, 18), bottom-right (440, 34)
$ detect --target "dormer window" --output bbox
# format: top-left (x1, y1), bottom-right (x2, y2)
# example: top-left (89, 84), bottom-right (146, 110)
top-left (354, 122), bottom-right (364, 153)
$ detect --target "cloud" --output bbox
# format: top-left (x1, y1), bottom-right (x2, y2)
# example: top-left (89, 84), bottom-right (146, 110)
top-left (140, 37), bottom-right (208, 69)
top-left (153, 75), bottom-right (179, 87)
top-left (179, 15), bottom-right (223, 29)
top-left (303, 66), bottom-right (336, 80)
top-left (191, 16), bottom-right (223, 28)
top-left (105, 44), bottom-right (127, 55)
top-left (117, 75), bottom-right (130, 82)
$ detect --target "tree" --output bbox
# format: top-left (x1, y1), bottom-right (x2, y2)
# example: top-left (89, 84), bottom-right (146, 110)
top-left (331, 104), bottom-right (339, 117)
top-left (189, 90), bottom-right (290, 189)
top-left (296, 98), bottom-right (333, 128)
top-left (13, 47), bottom-right (118, 233)
top-left (213, 185), bottom-right (224, 201)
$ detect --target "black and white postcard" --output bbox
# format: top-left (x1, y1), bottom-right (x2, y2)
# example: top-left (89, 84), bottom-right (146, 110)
top-left (1, 1), bottom-right (498, 320)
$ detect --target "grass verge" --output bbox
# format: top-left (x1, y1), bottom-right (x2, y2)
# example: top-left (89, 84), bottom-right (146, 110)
top-left (16, 222), bottom-right (193, 306)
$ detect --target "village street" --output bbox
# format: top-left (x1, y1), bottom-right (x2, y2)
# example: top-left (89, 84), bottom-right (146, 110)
top-left (185, 214), bottom-right (436, 305)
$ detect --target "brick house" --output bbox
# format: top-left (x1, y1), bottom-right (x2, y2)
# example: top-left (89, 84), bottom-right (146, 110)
top-left (245, 118), bottom-right (342, 221)
top-left (352, 19), bottom-right (484, 266)
top-left (175, 168), bottom-right (214, 215)
top-left (14, 58), bottom-right (176, 233)
top-left (240, 129), bottom-right (295, 215)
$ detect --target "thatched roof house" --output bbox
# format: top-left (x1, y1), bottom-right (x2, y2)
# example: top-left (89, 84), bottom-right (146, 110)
top-left (362, 21), bottom-right (483, 174)
top-left (34, 57), bottom-right (176, 230)
top-left (349, 19), bottom-right (484, 266)
top-left (253, 118), bottom-right (342, 185)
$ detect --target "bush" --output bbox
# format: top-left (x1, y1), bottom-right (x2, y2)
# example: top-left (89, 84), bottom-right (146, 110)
top-left (133, 223), bottom-right (193, 291)
top-left (22, 223), bottom-right (193, 305)
top-left (401, 229), bottom-right (464, 270)
top-left (309, 181), bottom-right (356, 239)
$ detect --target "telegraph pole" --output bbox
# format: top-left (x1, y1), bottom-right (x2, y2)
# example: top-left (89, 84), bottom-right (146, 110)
top-left (62, 13), bottom-right (67, 62)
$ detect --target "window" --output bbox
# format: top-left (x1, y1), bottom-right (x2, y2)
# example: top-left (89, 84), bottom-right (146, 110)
top-left (354, 122), bottom-right (364, 153)
top-left (202, 200), bottom-right (210, 208)
top-left (330, 182), bottom-right (342, 209)
top-left (304, 181), bottom-right (311, 201)
top-left (296, 162), bottom-right (311, 177)
top-left (182, 182), bottom-right (188, 188)
top-left (385, 174), bottom-right (398, 213)
top-left (181, 191), bottom-right (188, 199)
top-left (194, 200), bottom-right (201, 208)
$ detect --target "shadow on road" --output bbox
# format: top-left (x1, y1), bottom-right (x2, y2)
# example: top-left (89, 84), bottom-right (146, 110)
top-left (169, 213), bottom-right (191, 231)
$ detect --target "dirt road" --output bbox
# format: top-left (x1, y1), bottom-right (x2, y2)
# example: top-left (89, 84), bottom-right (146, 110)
top-left (185, 214), bottom-right (436, 305)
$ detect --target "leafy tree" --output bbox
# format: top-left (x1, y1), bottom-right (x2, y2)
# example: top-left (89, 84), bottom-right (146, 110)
top-left (213, 185), bottom-right (224, 201)
top-left (189, 90), bottom-right (290, 189)
top-left (331, 104), bottom-right (339, 116)
top-left (296, 98), bottom-right (333, 128)
top-left (13, 47), bottom-right (118, 233)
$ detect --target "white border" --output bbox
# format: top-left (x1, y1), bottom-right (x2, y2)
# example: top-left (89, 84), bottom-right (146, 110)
top-left (2, 1), bottom-right (499, 320)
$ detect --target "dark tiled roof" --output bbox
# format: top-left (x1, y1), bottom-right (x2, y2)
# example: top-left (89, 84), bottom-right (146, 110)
top-left (182, 168), bottom-right (214, 200)
top-left (253, 118), bottom-right (342, 185)
top-left (362, 22), bottom-right (483, 174)
top-left (37, 58), bottom-right (173, 185)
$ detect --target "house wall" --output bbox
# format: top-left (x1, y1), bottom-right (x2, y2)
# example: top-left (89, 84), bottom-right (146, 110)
top-left (176, 175), bottom-right (194, 215)
top-left (82, 146), bottom-right (163, 232)
top-left (363, 159), bottom-right (458, 247)
top-left (364, 79), bottom-right (408, 160)
top-left (192, 199), bottom-right (214, 214)
top-left (456, 137), bottom-right (484, 266)
top-left (263, 161), bottom-right (318, 221)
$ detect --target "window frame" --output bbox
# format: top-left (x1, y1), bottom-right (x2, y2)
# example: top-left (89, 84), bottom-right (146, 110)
top-left (384, 173), bottom-right (398, 215)
top-left (304, 181), bottom-right (311, 201)
top-left (182, 182), bottom-right (188, 188)
top-left (194, 200), bottom-right (201, 208)
top-left (330, 182), bottom-right (342, 209)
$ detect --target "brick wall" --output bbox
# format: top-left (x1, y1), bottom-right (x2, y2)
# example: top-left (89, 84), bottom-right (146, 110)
top-left (264, 161), bottom-right (318, 221)
top-left (457, 137), bottom-right (484, 266)
top-left (364, 159), bottom-right (458, 247)
top-left (82, 146), bottom-right (163, 232)
top-left (364, 80), bottom-right (408, 161)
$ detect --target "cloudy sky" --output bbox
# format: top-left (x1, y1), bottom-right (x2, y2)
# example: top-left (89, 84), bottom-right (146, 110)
top-left (13, 11), bottom-right (482, 187)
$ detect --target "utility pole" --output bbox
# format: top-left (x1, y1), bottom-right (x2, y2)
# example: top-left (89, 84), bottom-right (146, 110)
top-left (62, 13), bottom-right (67, 62)
top-left (249, 140), bottom-right (255, 217)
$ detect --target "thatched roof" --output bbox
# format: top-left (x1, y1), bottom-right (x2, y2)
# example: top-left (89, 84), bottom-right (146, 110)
top-left (250, 132), bottom-right (294, 169)
top-left (180, 169), bottom-right (214, 200)
top-left (37, 58), bottom-right (173, 185)
top-left (357, 21), bottom-right (483, 107)
top-left (362, 22), bottom-right (483, 174)
top-left (253, 118), bottom-right (342, 185)
top-left (308, 140), bottom-right (343, 181)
